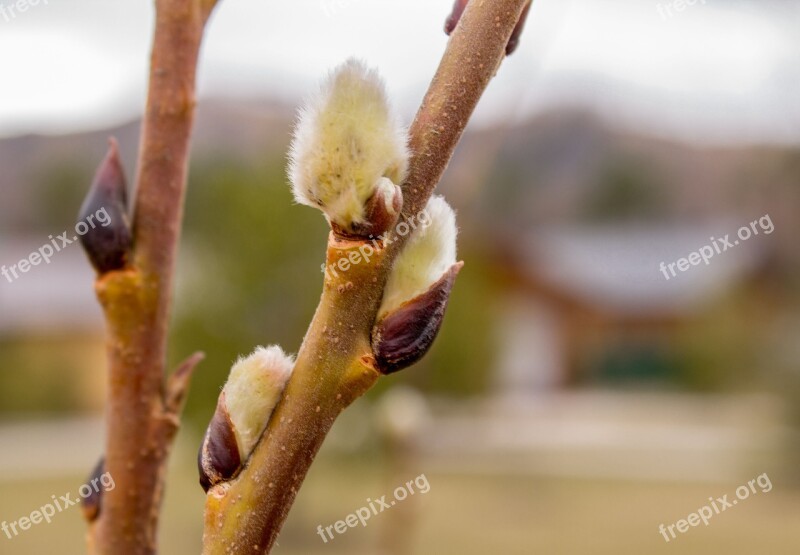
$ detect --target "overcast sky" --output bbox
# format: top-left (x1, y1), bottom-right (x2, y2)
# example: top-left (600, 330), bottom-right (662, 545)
top-left (0, 0), bottom-right (798, 144)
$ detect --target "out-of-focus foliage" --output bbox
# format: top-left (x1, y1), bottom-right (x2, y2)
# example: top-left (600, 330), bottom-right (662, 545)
top-left (582, 157), bottom-right (667, 223)
top-left (35, 163), bottom-right (91, 233)
top-left (171, 157), bottom-right (501, 428)
top-left (0, 337), bottom-right (89, 414)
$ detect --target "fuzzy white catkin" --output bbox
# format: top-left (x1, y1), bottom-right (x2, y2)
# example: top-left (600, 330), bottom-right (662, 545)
top-left (378, 195), bottom-right (458, 318)
top-left (223, 346), bottom-right (294, 457)
top-left (288, 58), bottom-right (409, 230)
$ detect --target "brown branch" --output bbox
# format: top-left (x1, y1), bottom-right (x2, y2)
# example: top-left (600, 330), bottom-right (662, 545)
top-left (201, 1), bottom-right (529, 552)
top-left (402, 0), bottom-right (525, 222)
top-left (85, 1), bottom-right (219, 554)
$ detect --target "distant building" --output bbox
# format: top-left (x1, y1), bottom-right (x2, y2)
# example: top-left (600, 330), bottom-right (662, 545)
top-left (495, 223), bottom-right (767, 391)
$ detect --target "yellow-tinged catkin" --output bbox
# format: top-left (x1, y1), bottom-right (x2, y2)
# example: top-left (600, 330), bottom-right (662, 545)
top-left (289, 58), bottom-right (408, 232)
top-left (223, 346), bottom-right (294, 458)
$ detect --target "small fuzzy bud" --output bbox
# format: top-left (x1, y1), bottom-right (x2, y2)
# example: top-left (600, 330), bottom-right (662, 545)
top-left (372, 196), bottom-right (462, 374)
top-left (80, 457), bottom-right (105, 522)
top-left (444, 0), bottom-right (532, 55)
top-left (289, 58), bottom-right (409, 236)
top-left (224, 346), bottom-right (294, 456)
top-left (198, 346), bottom-right (294, 492)
top-left (378, 196), bottom-right (458, 318)
top-left (78, 138), bottom-right (132, 274)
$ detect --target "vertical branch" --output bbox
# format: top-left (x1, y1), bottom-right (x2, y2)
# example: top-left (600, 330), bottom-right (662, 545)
top-left (85, 1), bottom-right (219, 554)
top-left (201, 1), bottom-right (529, 553)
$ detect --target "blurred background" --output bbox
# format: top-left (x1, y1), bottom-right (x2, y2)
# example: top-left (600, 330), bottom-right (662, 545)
top-left (1, 0), bottom-right (799, 553)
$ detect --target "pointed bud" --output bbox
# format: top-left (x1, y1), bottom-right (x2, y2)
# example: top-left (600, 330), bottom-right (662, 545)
top-left (80, 457), bottom-right (105, 522)
top-left (373, 262), bottom-right (462, 374)
top-left (289, 58), bottom-right (409, 236)
top-left (444, 0), bottom-right (468, 34)
top-left (372, 195), bottom-right (462, 374)
top-left (198, 346), bottom-right (294, 492)
top-left (445, 0), bottom-right (532, 55)
top-left (506, 1), bottom-right (532, 55)
top-left (78, 138), bottom-right (132, 274)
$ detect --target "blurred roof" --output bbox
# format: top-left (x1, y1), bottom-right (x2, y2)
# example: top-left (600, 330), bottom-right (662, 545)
top-left (516, 223), bottom-right (764, 317)
top-left (0, 238), bottom-right (102, 335)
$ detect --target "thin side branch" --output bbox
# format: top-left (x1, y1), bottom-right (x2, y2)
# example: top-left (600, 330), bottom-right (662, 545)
top-left (201, 1), bottom-right (529, 552)
top-left (86, 1), bottom-right (219, 554)
top-left (165, 351), bottom-right (206, 417)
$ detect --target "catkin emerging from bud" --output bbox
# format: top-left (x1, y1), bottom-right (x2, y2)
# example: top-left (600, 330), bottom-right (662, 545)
top-left (371, 196), bottom-right (462, 374)
top-left (224, 346), bottom-right (294, 457)
top-left (198, 346), bottom-right (294, 491)
top-left (289, 58), bottom-right (408, 236)
top-left (378, 196), bottom-right (458, 319)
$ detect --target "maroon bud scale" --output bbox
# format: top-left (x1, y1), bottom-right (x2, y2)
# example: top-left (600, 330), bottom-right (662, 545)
top-left (78, 138), bottom-right (132, 274)
top-left (372, 262), bottom-right (463, 374)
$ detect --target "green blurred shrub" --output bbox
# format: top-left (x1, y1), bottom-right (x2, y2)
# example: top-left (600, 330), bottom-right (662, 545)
top-left (171, 156), bottom-right (501, 429)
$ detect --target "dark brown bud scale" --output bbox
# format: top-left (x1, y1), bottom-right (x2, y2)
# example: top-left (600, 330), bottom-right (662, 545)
top-left (80, 457), bottom-right (105, 522)
top-left (444, 0), bottom-right (468, 34)
top-left (372, 262), bottom-right (463, 374)
top-left (198, 394), bottom-right (241, 492)
top-left (78, 138), bottom-right (132, 274)
top-left (331, 180), bottom-right (403, 240)
top-left (444, 0), bottom-right (532, 56)
top-left (506, 1), bottom-right (533, 55)
top-left (361, 181), bottom-right (403, 237)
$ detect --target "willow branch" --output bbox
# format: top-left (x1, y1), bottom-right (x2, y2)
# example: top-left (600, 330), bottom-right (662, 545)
top-left (201, 1), bottom-right (529, 553)
top-left (84, 1), bottom-right (219, 554)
